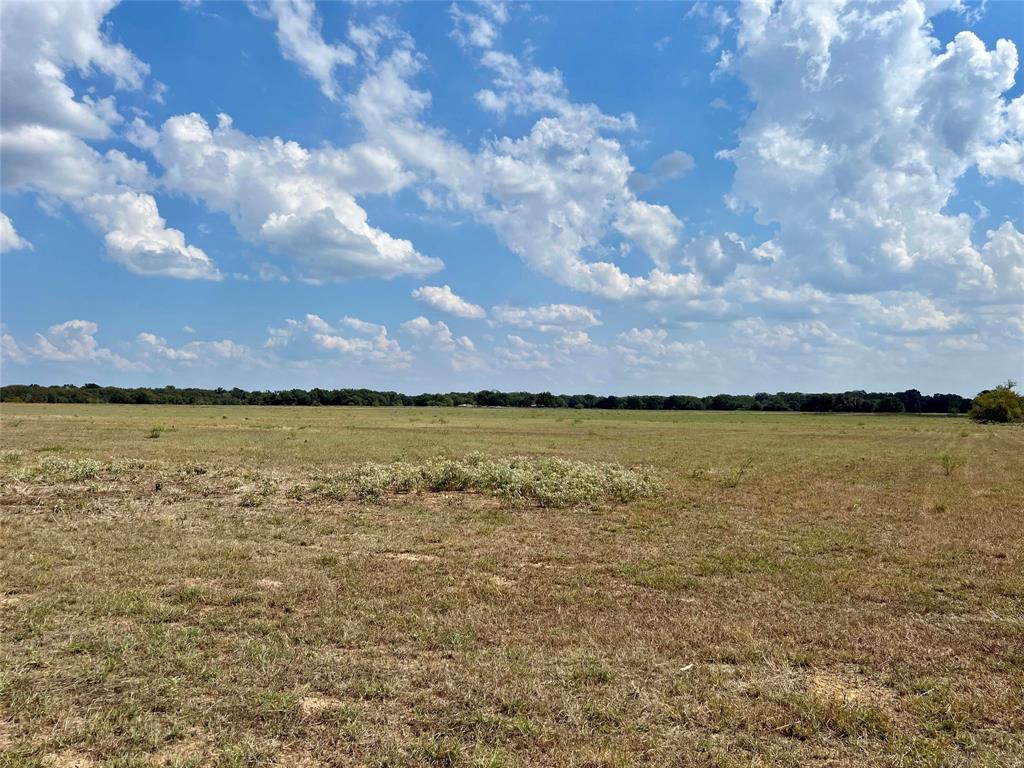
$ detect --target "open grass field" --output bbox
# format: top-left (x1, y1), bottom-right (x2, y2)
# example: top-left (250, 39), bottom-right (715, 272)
top-left (1, 404), bottom-right (1022, 767)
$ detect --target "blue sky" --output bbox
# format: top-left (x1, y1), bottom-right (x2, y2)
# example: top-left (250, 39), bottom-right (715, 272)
top-left (1, 0), bottom-right (1022, 396)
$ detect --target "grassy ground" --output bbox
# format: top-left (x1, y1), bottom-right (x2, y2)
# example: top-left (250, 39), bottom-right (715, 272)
top-left (0, 404), bottom-right (1021, 767)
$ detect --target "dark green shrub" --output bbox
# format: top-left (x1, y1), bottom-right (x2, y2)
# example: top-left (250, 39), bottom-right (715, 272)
top-left (969, 381), bottom-right (1024, 423)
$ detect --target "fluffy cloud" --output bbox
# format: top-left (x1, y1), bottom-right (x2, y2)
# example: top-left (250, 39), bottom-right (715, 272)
top-left (261, 0), bottom-right (355, 100)
top-left (615, 328), bottom-right (708, 370)
top-left (137, 332), bottom-right (252, 362)
top-left (252, 9), bottom-right (711, 301)
top-left (940, 334), bottom-right (989, 352)
top-left (682, 232), bottom-right (773, 285)
top-left (313, 327), bottom-right (409, 366)
top-left (979, 221), bottom-right (1024, 297)
top-left (732, 317), bottom-right (857, 354)
top-left (346, 31), bottom-right (697, 301)
top-left (495, 334), bottom-right (555, 370)
top-left (401, 316), bottom-right (472, 348)
top-left (265, 314), bottom-right (332, 348)
top-left (554, 330), bottom-right (602, 355)
top-left (150, 112), bottom-right (438, 281)
top-left (629, 149), bottom-right (695, 192)
top-left (82, 192), bottom-right (218, 279)
top-left (975, 95), bottom-right (1024, 183)
top-left (412, 285), bottom-right (486, 318)
top-left (491, 328), bottom-right (604, 372)
top-left (0, 0), bottom-right (147, 141)
top-left (723, 0), bottom-right (1023, 298)
top-left (264, 314), bottom-right (409, 365)
top-left (30, 320), bottom-right (137, 370)
top-left (449, 2), bottom-right (508, 50)
top-left (858, 294), bottom-right (964, 334)
top-left (401, 316), bottom-right (480, 372)
top-left (490, 303), bottom-right (601, 332)
top-left (0, 1), bottom-right (218, 280)
top-left (0, 213), bottom-right (32, 253)
top-left (651, 150), bottom-right (694, 179)
top-left (1, 330), bottom-right (29, 364)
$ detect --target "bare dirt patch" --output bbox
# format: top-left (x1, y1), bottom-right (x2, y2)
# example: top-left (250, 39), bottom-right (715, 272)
top-left (808, 671), bottom-right (896, 708)
top-left (298, 694), bottom-right (346, 718)
top-left (0, 592), bottom-right (28, 609)
top-left (380, 551), bottom-right (438, 563)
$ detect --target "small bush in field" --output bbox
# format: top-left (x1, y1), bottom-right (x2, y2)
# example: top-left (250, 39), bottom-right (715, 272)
top-left (940, 452), bottom-right (964, 476)
top-left (348, 464), bottom-right (394, 503)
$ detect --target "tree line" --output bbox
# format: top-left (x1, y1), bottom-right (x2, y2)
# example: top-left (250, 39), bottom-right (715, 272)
top-left (0, 383), bottom-right (974, 414)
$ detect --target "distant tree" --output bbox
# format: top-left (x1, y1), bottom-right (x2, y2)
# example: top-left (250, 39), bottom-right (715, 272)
top-left (536, 391), bottom-right (558, 408)
top-left (900, 388), bottom-right (923, 413)
top-left (873, 395), bottom-right (905, 413)
top-left (132, 389), bottom-right (154, 404)
top-left (969, 381), bottom-right (1024, 423)
top-left (805, 393), bottom-right (836, 412)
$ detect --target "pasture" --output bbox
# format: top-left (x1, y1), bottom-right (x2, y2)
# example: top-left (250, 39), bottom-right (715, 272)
top-left (1, 404), bottom-right (1021, 767)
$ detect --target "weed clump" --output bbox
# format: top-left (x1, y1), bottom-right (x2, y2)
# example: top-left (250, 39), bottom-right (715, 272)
top-left (107, 457), bottom-right (145, 476)
top-left (11, 456), bottom-right (146, 483)
top-left (0, 449), bottom-right (25, 466)
top-left (177, 462), bottom-right (208, 478)
top-left (35, 456), bottom-right (103, 481)
top-left (939, 452), bottom-right (964, 476)
top-left (310, 454), bottom-right (660, 508)
top-left (237, 476), bottom-right (279, 507)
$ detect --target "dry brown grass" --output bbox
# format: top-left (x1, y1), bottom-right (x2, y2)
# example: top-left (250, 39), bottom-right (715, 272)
top-left (1, 404), bottom-right (1022, 767)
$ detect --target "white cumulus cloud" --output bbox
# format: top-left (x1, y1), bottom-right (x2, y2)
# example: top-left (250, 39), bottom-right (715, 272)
top-left (261, 0), bottom-right (355, 100)
top-left (490, 304), bottom-right (601, 332)
top-left (0, 212), bottom-right (32, 253)
top-left (723, 0), bottom-right (1023, 298)
top-left (0, 1), bottom-right (218, 280)
top-left (150, 112), bottom-right (438, 281)
top-left (31, 320), bottom-right (138, 370)
top-left (412, 285), bottom-right (486, 318)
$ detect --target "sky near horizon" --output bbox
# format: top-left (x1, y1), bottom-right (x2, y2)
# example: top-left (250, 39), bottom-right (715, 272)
top-left (1, 0), bottom-right (1022, 396)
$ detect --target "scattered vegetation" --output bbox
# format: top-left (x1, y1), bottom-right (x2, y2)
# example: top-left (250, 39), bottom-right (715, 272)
top-left (0, 404), bottom-right (1020, 766)
top-left (6, 451), bottom-right (657, 510)
top-left (308, 454), bottom-right (660, 507)
top-left (147, 424), bottom-right (174, 438)
top-left (32, 456), bottom-right (103, 482)
top-left (13, 456), bottom-right (144, 482)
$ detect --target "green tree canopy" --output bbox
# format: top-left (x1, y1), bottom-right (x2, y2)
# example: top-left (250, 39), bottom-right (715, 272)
top-left (969, 381), bottom-right (1024, 423)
